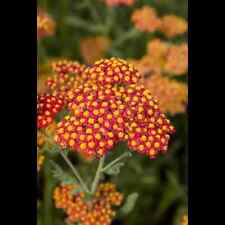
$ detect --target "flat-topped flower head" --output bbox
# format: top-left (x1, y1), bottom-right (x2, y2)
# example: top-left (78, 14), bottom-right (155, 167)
top-left (131, 6), bottom-right (161, 32)
top-left (83, 58), bottom-right (141, 85)
top-left (53, 182), bottom-right (123, 225)
top-left (37, 8), bottom-right (55, 39)
top-left (160, 15), bottom-right (188, 38)
top-left (37, 94), bottom-right (64, 128)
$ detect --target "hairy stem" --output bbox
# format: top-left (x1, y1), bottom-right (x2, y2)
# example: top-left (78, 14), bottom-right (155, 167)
top-left (59, 150), bottom-right (90, 194)
top-left (102, 152), bottom-right (132, 172)
top-left (91, 156), bottom-right (105, 194)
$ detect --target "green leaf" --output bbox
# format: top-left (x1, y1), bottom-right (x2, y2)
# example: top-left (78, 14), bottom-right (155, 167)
top-left (50, 160), bottom-right (76, 185)
top-left (104, 162), bottom-right (125, 176)
top-left (121, 193), bottom-right (139, 215)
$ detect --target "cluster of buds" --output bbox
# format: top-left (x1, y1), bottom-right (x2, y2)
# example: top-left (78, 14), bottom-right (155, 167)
top-left (37, 8), bottom-right (55, 39)
top-left (131, 39), bottom-right (188, 76)
top-left (80, 36), bottom-right (111, 64)
top-left (54, 58), bottom-right (175, 158)
top-left (37, 94), bottom-right (64, 128)
top-left (140, 73), bottom-right (187, 114)
top-left (53, 182), bottom-right (123, 225)
top-left (131, 6), bottom-right (187, 37)
top-left (103, 0), bottom-right (135, 7)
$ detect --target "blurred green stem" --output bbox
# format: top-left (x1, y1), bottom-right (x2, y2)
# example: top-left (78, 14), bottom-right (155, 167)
top-left (91, 156), bottom-right (105, 194)
top-left (111, 28), bottom-right (141, 48)
top-left (59, 150), bottom-right (91, 194)
top-left (66, 16), bottom-right (107, 34)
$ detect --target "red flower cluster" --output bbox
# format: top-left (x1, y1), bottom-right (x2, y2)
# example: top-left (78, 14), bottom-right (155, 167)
top-left (83, 58), bottom-right (141, 85)
top-left (54, 83), bottom-right (126, 157)
top-left (54, 58), bottom-right (175, 158)
top-left (53, 183), bottom-right (123, 225)
top-left (37, 94), bottom-right (64, 128)
top-left (45, 60), bottom-right (86, 103)
top-left (51, 60), bottom-right (86, 77)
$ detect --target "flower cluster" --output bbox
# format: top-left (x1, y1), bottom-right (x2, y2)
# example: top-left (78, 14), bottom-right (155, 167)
top-left (104, 0), bottom-right (135, 7)
top-left (131, 6), bottom-right (187, 37)
top-left (45, 60), bottom-right (86, 102)
top-left (163, 43), bottom-right (188, 76)
top-left (80, 36), bottom-right (111, 64)
top-left (131, 6), bottom-right (161, 33)
top-left (140, 73), bottom-right (187, 114)
top-left (54, 58), bottom-right (175, 158)
top-left (83, 58), bottom-right (141, 85)
top-left (160, 15), bottom-right (188, 38)
top-left (53, 182), bottom-right (123, 225)
top-left (130, 39), bottom-right (188, 76)
top-left (37, 94), bottom-right (64, 128)
top-left (37, 8), bottom-right (55, 39)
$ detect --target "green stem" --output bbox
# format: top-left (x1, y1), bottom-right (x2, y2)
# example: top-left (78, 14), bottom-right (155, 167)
top-left (59, 150), bottom-right (90, 194)
top-left (111, 28), bottom-right (140, 48)
top-left (91, 156), bottom-right (105, 194)
top-left (66, 16), bottom-right (106, 34)
top-left (102, 152), bottom-right (132, 172)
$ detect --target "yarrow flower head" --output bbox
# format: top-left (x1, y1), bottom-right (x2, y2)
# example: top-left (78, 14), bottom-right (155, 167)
top-left (80, 36), bottom-right (111, 64)
top-left (160, 15), bottom-right (188, 38)
top-left (103, 0), bottom-right (135, 7)
top-left (37, 94), bottom-right (64, 128)
top-left (53, 182), bottom-right (123, 225)
top-left (131, 6), bottom-right (161, 32)
top-left (54, 66), bottom-right (175, 159)
top-left (130, 39), bottom-right (188, 77)
top-left (83, 58), bottom-right (141, 85)
top-left (37, 8), bottom-right (55, 39)
top-left (140, 73), bottom-right (188, 114)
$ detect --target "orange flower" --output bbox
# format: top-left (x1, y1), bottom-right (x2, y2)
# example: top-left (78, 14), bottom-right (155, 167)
top-left (160, 15), bottom-right (187, 38)
top-left (53, 182), bottom-right (123, 225)
top-left (130, 39), bottom-right (188, 77)
top-left (164, 43), bottom-right (188, 75)
top-left (141, 73), bottom-right (187, 114)
top-left (80, 36), bottom-right (111, 64)
top-left (131, 6), bottom-right (161, 32)
top-left (37, 8), bottom-right (55, 39)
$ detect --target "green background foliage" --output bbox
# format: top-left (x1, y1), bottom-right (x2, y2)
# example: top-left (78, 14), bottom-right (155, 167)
top-left (37, 0), bottom-right (188, 225)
